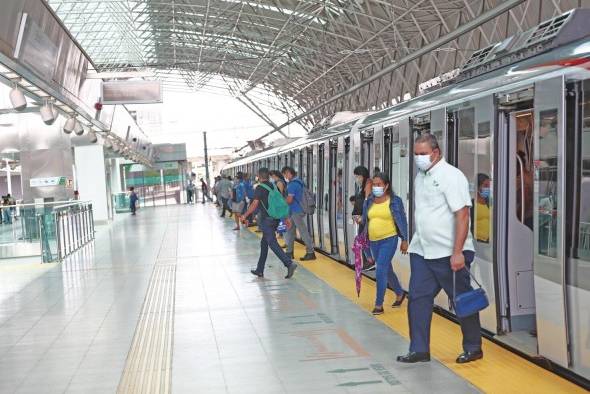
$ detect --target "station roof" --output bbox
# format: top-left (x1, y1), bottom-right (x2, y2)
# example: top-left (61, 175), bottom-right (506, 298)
top-left (47, 1), bottom-right (575, 130)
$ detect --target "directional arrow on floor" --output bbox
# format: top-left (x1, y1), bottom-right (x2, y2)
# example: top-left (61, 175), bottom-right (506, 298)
top-left (337, 380), bottom-right (382, 387)
top-left (327, 368), bottom-right (371, 374)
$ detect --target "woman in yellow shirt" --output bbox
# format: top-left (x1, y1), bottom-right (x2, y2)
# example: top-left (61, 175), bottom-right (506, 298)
top-left (361, 173), bottom-right (409, 315)
top-left (475, 174), bottom-right (491, 243)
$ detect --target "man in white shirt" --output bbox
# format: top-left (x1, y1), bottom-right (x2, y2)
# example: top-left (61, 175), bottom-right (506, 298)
top-left (397, 133), bottom-right (483, 364)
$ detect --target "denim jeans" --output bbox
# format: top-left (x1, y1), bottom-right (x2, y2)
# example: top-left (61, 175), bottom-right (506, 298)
top-left (256, 217), bottom-right (293, 273)
top-left (370, 236), bottom-right (402, 306)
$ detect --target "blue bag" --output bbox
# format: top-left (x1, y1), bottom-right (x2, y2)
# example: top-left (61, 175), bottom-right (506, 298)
top-left (276, 220), bottom-right (287, 234)
top-left (453, 269), bottom-right (489, 318)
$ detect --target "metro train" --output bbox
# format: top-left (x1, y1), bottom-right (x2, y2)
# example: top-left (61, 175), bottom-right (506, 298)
top-left (224, 9), bottom-right (590, 383)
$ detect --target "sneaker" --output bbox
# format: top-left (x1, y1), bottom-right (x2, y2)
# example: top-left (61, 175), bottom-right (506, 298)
top-left (371, 306), bottom-right (384, 315)
top-left (285, 263), bottom-right (298, 279)
top-left (300, 253), bottom-right (316, 261)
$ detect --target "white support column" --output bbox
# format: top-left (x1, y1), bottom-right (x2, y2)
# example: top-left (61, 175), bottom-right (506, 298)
top-left (4, 159), bottom-right (12, 195)
top-left (74, 145), bottom-right (109, 223)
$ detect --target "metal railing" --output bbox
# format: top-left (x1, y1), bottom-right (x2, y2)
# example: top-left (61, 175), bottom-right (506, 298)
top-left (53, 202), bottom-right (95, 262)
top-left (0, 201), bottom-right (94, 263)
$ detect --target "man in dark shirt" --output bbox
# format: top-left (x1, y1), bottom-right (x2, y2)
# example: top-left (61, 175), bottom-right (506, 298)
top-left (240, 167), bottom-right (297, 279)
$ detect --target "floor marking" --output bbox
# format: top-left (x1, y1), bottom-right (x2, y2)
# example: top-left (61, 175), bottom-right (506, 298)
top-left (337, 380), bottom-right (383, 387)
top-left (370, 363), bottom-right (400, 386)
top-left (118, 227), bottom-right (177, 394)
top-left (327, 368), bottom-right (371, 373)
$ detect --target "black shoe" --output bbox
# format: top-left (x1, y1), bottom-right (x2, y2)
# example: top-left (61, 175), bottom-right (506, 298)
top-left (397, 352), bottom-right (431, 363)
top-left (362, 264), bottom-right (376, 272)
top-left (300, 253), bottom-right (316, 261)
top-left (371, 306), bottom-right (384, 315)
top-left (285, 263), bottom-right (298, 279)
top-left (286, 252), bottom-right (294, 259)
top-left (456, 350), bottom-right (483, 364)
top-left (250, 270), bottom-right (263, 278)
top-left (392, 291), bottom-right (408, 308)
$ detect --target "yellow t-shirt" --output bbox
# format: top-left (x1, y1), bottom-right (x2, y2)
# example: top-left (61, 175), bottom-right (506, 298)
top-left (475, 201), bottom-right (491, 242)
top-left (368, 199), bottom-right (397, 241)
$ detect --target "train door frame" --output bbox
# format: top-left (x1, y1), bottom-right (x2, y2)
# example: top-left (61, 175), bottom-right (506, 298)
top-left (305, 146), bottom-right (315, 241)
top-left (360, 128), bottom-right (373, 174)
top-left (318, 143), bottom-right (330, 252)
top-left (495, 81), bottom-right (570, 366)
top-left (328, 140), bottom-right (338, 255)
top-left (373, 127), bottom-right (384, 174)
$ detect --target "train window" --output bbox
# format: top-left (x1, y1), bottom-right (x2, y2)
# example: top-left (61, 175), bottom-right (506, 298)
top-left (535, 110), bottom-right (558, 257)
top-left (576, 90), bottom-right (590, 261)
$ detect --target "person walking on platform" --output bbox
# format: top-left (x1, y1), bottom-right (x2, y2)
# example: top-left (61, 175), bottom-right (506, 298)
top-left (397, 133), bottom-right (482, 365)
top-left (231, 173), bottom-right (247, 231)
top-left (240, 167), bottom-right (297, 279)
top-left (361, 172), bottom-right (408, 315)
top-left (129, 187), bottom-right (139, 216)
top-left (217, 175), bottom-right (233, 218)
top-left (200, 178), bottom-right (213, 204)
top-left (281, 166), bottom-right (316, 261)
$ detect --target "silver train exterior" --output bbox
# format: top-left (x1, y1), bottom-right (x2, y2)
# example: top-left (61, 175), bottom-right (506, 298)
top-left (224, 10), bottom-right (590, 383)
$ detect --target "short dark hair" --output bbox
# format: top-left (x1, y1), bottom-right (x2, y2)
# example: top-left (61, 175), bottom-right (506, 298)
top-left (353, 166), bottom-right (369, 179)
top-left (258, 167), bottom-right (270, 180)
top-left (414, 133), bottom-right (440, 151)
top-left (130, 187), bottom-right (135, 191)
top-left (281, 166), bottom-right (295, 176)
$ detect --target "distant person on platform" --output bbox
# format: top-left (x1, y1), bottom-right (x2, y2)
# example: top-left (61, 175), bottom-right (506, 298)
top-left (200, 178), bottom-right (213, 204)
top-left (73, 190), bottom-right (80, 200)
top-left (129, 187), bottom-right (139, 216)
top-left (217, 175), bottom-right (233, 218)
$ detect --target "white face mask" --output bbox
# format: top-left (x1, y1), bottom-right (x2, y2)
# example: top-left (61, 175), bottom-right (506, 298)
top-left (414, 154), bottom-right (433, 172)
top-left (355, 176), bottom-right (363, 186)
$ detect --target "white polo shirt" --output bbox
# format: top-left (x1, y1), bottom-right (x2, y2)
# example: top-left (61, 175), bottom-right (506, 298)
top-left (408, 158), bottom-right (475, 259)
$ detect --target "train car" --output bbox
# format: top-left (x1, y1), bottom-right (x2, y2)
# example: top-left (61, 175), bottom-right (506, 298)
top-left (224, 9), bottom-right (590, 383)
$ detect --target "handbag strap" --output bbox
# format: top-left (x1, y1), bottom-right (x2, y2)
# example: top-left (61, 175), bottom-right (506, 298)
top-left (453, 268), bottom-right (483, 302)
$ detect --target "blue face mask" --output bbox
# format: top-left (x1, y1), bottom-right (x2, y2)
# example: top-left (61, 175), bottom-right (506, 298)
top-left (270, 178), bottom-right (276, 184)
top-left (372, 186), bottom-right (385, 197)
top-left (479, 187), bottom-right (491, 200)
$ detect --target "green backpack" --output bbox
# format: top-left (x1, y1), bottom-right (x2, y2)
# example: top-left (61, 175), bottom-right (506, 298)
top-left (259, 183), bottom-right (290, 219)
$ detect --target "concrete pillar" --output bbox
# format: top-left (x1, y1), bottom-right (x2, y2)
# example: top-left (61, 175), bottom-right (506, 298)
top-left (74, 145), bottom-right (109, 223)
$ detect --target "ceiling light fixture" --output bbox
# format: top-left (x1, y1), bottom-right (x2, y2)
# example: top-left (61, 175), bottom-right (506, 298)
top-left (63, 116), bottom-right (77, 134)
top-left (9, 84), bottom-right (26, 111)
top-left (40, 101), bottom-right (56, 125)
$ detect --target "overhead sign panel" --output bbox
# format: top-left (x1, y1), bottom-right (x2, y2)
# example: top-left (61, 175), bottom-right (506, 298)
top-left (101, 80), bottom-right (163, 105)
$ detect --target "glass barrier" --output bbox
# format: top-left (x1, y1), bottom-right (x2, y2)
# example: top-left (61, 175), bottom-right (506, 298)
top-left (0, 201), bottom-right (95, 263)
top-left (113, 193), bottom-right (131, 213)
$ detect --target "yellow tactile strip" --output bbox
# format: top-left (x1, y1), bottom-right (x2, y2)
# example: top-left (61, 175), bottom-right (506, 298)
top-left (291, 243), bottom-right (586, 394)
top-left (241, 221), bottom-right (585, 394)
top-left (118, 262), bottom-right (176, 394)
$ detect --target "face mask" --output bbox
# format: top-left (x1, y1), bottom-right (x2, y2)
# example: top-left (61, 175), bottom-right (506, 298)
top-left (414, 154), bottom-right (433, 172)
top-left (355, 176), bottom-right (363, 186)
top-left (372, 186), bottom-right (385, 197)
top-left (270, 178), bottom-right (276, 184)
top-left (480, 187), bottom-right (491, 200)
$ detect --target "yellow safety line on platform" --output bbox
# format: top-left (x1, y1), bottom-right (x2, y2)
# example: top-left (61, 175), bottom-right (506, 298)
top-left (118, 261), bottom-right (176, 394)
top-left (241, 222), bottom-right (584, 393)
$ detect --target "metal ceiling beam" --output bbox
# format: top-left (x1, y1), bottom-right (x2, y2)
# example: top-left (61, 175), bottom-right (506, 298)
top-left (235, 0), bottom-right (526, 151)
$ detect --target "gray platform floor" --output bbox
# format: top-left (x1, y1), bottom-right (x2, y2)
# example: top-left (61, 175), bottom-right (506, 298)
top-left (0, 204), bottom-right (479, 394)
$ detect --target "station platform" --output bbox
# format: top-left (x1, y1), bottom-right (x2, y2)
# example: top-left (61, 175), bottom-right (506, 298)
top-left (0, 204), bottom-right (584, 394)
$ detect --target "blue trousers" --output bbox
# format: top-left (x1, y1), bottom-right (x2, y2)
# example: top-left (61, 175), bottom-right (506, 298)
top-left (256, 217), bottom-right (293, 273)
top-left (408, 251), bottom-right (481, 353)
top-left (370, 236), bottom-right (403, 306)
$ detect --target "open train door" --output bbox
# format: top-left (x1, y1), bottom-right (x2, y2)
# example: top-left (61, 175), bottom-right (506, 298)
top-left (532, 76), bottom-right (570, 367)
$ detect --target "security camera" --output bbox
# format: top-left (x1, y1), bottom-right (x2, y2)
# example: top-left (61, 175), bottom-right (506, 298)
top-left (9, 86), bottom-right (26, 111)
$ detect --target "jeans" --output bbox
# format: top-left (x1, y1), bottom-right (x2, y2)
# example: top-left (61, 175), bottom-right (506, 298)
top-left (285, 212), bottom-right (314, 254)
top-left (370, 236), bottom-right (402, 306)
top-left (220, 197), bottom-right (230, 217)
top-left (408, 251), bottom-right (481, 353)
top-left (256, 217), bottom-right (293, 273)
top-left (202, 191), bottom-right (213, 203)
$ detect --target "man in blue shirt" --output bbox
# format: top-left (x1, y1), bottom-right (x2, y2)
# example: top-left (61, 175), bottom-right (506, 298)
top-left (282, 166), bottom-right (316, 261)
